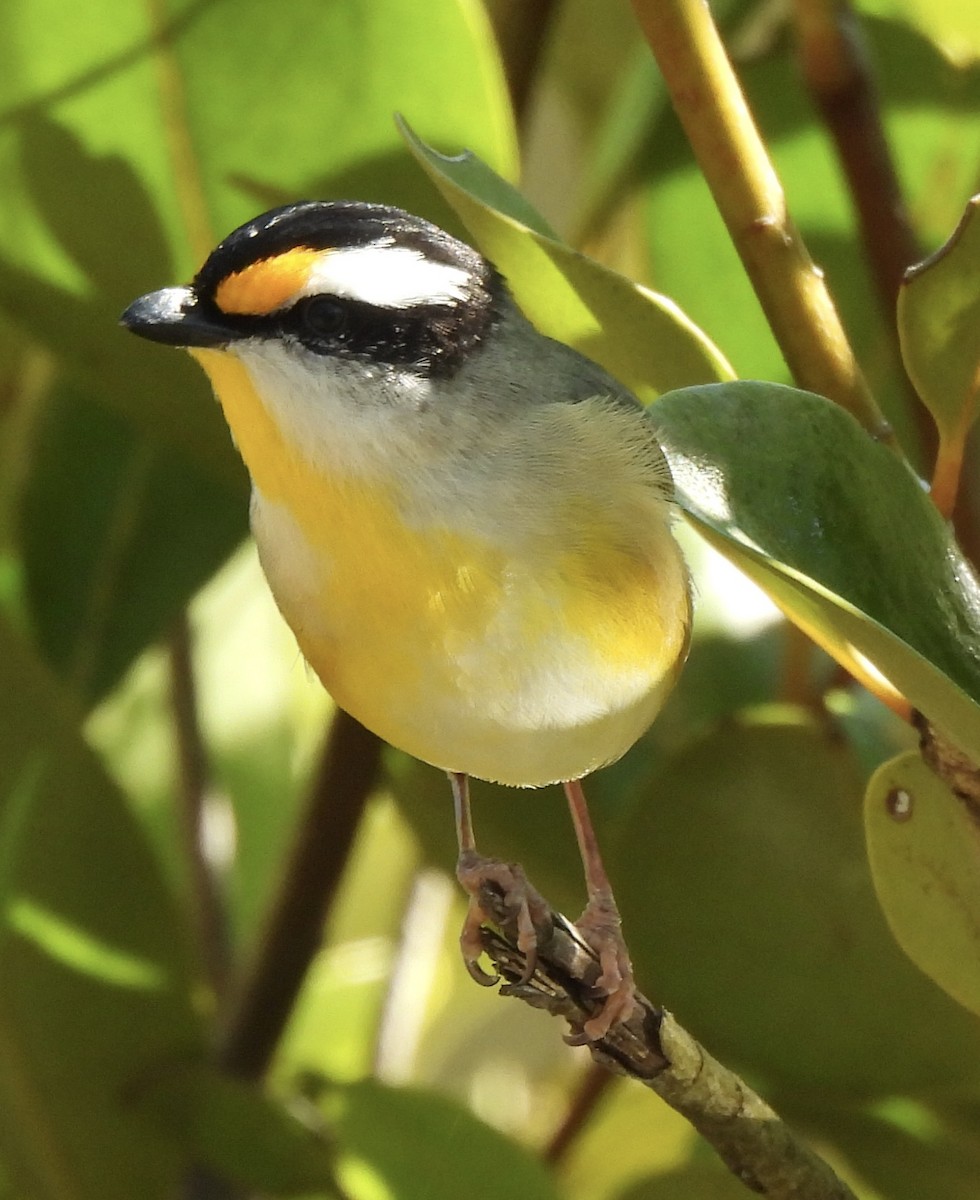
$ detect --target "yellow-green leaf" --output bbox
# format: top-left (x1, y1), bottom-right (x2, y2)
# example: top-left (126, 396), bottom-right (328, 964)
top-left (865, 750), bottom-right (980, 1017)
top-left (399, 121), bottom-right (734, 402)
top-left (898, 194), bottom-right (980, 446)
top-left (860, 0), bottom-right (980, 65)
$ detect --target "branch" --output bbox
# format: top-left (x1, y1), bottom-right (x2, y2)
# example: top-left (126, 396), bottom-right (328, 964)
top-left (544, 1061), bottom-right (615, 1165)
top-left (793, 0), bottom-right (920, 315)
top-left (169, 616), bottom-right (231, 1000)
top-left (913, 709), bottom-right (980, 822)
top-left (484, 0), bottom-right (558, 127)
top-left (217, 710), bottom-right (382, 1080)
top-left (629, 0), bottom-right (893, 448)
top-left (791, 0), bottom-right (933, 466)
top-left (471, 874), bottom-right (858, 1200)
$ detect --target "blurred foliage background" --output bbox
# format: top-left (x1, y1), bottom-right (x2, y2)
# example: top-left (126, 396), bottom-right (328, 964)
top-left (1, 0), bottom-right (979, 1198)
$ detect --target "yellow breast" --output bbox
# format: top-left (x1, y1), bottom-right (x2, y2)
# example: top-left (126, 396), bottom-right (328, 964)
top-left (192, 348), bottom-right (689, 785)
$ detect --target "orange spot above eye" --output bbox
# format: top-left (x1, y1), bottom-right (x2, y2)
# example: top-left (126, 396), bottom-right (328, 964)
top-left (214, 246), bottom-right (324, 315)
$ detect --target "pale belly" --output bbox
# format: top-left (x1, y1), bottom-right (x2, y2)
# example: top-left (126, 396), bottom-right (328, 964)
top-left (250, 486), bottom-right (689, 786)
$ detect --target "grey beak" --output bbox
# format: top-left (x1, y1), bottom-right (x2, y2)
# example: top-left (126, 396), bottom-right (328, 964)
top-left (120, 286), bottom-right (238, 348)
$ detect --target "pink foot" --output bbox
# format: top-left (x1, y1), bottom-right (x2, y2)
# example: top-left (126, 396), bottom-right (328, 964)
top-left (455, 850), bottom-right (549, 986)
top-left (571, 890), bottom-right (636, 1041)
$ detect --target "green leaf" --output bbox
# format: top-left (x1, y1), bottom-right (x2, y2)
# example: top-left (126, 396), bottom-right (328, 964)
top-left (0, 617), bottom-right (204, 1200)
top-left (898, 195), bottom-right (980, 445)
top-left (865, 749), bottom-right (980, 1016)
top-left (614, 709), bottom-right (980, 1094)
top-left (334, 1079), bottom-right (561, 1200)
top-left (132, 1064), bottom-right (337, 1194)
top-left (652, 381), bottom-right (980, 762)
top-left (20, 380), bottom-right (246, 705)
top-left (399, 122), bottom-right (734, 403)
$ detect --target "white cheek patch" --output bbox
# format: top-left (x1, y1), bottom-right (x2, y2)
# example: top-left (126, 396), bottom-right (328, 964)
top-left (301, 244), bottom-right (472, 308)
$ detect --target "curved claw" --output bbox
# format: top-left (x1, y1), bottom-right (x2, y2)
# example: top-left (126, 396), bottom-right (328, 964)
top-left (464, 954), bottom-right (500, 988)
top-left (514, 941), bottom-right (538, 986)
top-left (459, 894), bottom-right (500, 986)
top-left (455, 852), bottom-right (549, 989)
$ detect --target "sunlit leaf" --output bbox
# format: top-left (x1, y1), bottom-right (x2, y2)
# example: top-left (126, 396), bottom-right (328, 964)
top-left (865, 749), bottom-right (980, 1016)
top-left (859, 0), bottom-right (980, 64)
top-left (653, 381), bottom-right (980, 761)
top-left (400, 122), bottom-right (734, 402)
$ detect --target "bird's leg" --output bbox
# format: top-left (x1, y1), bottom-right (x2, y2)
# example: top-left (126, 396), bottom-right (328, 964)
top-left (450, 771), bottom-right (545, 987)
top-left (564, 777), bottom-right (636, 1040)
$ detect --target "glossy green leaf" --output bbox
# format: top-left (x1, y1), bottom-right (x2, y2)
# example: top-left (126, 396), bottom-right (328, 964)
top-left (865, 749), bottom-right (980, 1016)
top-left (133, 1063), bottom-right (337, 1194)
top-left (652, 381), bottom-right (980, 762)
top-left (898, 195), bottom-right (980, 445)
top-left (334, 1079), bottom-right (561, 1200)
top-left (400, 123), bottom-right (734, 403)
top-left (0, 617), bottom-right (204, 1200)
top-left (614, 709), bottom-right (980, 1094)
top-left (20, 381), bottom-right (246, 705)
top-left (396, 115), bottom-right (557, 238)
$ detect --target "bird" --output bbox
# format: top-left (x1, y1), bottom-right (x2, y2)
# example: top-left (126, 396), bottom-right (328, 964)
top-left (121, 201), bottom-right (691, 1039)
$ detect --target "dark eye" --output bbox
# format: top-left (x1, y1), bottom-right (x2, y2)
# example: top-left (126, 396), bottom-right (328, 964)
top-left (299, 295), bottom-right (346, 340)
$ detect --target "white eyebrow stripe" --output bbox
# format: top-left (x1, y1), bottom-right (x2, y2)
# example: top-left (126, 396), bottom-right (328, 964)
top-left (299, 244), bottom-right (472, 308)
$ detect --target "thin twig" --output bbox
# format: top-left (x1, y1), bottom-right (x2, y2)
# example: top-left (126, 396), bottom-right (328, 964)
top-left (169, 616), bottom-right (231, 1000)
top-left (471, 875), bottom-right (859, 1200)
top-left (629, 0), bottom-right (893, 447)
top-left (485, 0), bottom-right (558, 128)
top-left (779, 622), bottom-right (822, 710)
top-left (792, 0), bottom-right (920, 320)
top-left (791, 0), bottom-right (932, 467)
top-left (544, 1061), bottom-right (615, 1166)
top-left (217, 710), bottom-right (382, 1080)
